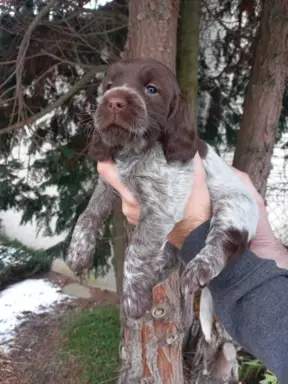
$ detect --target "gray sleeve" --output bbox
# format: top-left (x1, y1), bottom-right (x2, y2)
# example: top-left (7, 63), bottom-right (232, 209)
top-left (181, 221), bottom-right (288, 383)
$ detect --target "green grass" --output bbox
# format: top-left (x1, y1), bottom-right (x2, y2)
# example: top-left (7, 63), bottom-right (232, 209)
top-left (61, 307), bottom-right (279, 384)
top-left (239, 352), bottom-right (279, 384)
top-left (61, 306), bottom-right (121, 384)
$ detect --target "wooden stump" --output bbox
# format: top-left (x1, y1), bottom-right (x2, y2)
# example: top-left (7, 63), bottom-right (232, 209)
top-left (118, 268), bottom-right (193, 383)
top-left (118, 268), bottom-right (239, 384)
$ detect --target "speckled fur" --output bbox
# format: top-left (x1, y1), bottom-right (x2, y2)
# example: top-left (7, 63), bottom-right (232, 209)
top-left (66, 58), bottom-right (259, 319)
top-left (67, 141), bottom-right (259, 319)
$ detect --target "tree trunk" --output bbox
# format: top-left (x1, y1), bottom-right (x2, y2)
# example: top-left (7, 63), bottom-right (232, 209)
top-left (119, 1), bottom-right (188, 382)
top-left (118, 269), bottom-right (191, 384)
top-left (232, 0), bottom-right (288, 197)
top-left (111, 198), bottom-right (127, 296)
top-left (114, 0), bottom-right (181, 326)
top-left (121, 0), bottom-right (179, 72)
top-left (118, 1), bottom-right (239, 383)
top-left (177, 0), bottom-right (201, 118)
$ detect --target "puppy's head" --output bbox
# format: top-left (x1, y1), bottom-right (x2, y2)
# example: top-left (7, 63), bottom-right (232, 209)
top-left (89, 58), bottom-right (196, 162)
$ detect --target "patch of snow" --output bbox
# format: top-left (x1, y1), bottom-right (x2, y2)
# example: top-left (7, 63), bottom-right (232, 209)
top-left (0, 245), bottom-right (20, 265)
top-left (0, 279), bottom-right (72, 351)
top-left (0, 244), bottom-right (35, 267)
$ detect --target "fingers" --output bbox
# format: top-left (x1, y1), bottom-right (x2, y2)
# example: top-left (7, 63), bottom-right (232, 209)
top-left (98, 160), bottom-right (140, 224)
top-left (170, 151), bottom-right (211, 248)
top-left (97, 161), bottom-right (137, 205)
top-left (122, 199), bottom-right (140, 225)
top-left (195, 153), bottom-right (262, 206)
top-left (184, 151), bottom-right (211, 217)
top-left (193, 151), bottom-right (206, 180)
top-left (229, 165), bottom-right (264, 206)
top-left (98, 153), bottom-right (209, 229)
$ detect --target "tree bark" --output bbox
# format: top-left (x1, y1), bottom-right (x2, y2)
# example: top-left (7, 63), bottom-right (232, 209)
top-left (177, 0), bottom-right (201, 118)
top-left (118, 1), bottom-right (188, 382)
top-left (111, 198), bottom-right (127, 296)
top-left (113, 0), bottom-right (180, 302)
top-left (118, 269), bottom-right (192, 384)
top-left (122, 0), bottom-right (179, 72)
top-left (232, 0), bottom-right (288, 197)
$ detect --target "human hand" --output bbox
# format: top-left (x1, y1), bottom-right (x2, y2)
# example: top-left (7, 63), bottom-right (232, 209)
top-left (97, 153), bottom-right (212, 248)
top-left (230, 168), bottom-right (288, 269)
top-left (97, 156), bottom-right (288, 268)
top-left (166, 153), bottom-right (211, 248)
top-left (97, 160), bottom-right (140, 225)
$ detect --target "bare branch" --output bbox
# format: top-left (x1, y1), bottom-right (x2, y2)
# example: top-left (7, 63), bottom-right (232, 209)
top-left (15, 0), bottom-right (57, 122)
top-left (40, 49), bottom-right (97, 69)
top-left (0, 65), bottom-right (107, 136)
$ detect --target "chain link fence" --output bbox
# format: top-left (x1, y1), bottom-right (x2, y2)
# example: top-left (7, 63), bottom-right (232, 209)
top-left (266, 136), bottom-right (288, 245)
top-left (221, 132), bottom-right (288, 246)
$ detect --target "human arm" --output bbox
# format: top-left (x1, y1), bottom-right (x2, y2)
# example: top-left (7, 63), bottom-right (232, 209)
top-left (181, 220), bottom-right (288, 383)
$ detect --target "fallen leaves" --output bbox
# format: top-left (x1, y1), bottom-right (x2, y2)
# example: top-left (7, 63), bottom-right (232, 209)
top-left (0, 353), bottom-right (25, 384)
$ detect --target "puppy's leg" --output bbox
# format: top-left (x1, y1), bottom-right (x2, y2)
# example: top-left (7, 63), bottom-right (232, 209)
top-left (66, 177), bottom-right (116, 275)
top-left (181, 146), bottom-right (259, 294)
top-left (122, 208), bottom-right (176, 319)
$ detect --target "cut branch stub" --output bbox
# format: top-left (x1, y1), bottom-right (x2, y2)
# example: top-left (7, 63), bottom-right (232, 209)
top-left (213, 342), bottom-right (238, 379)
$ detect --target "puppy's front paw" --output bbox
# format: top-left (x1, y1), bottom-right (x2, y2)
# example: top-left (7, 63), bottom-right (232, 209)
top-left (66, 227), bottom-right (96, 275)
top-left (181, 256), bottom-right (215, 295)
top-left (66, 247), bottom-right (93, 276)
top-left (123, 282), bottom-right (153, 319)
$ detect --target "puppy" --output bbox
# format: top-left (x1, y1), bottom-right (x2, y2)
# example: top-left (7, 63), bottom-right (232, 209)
top-left (66, 58), bottom-right (259, 319)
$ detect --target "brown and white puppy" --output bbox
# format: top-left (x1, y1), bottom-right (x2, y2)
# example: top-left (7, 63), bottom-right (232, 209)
top-left (66, 58), bottom-right (259, 320)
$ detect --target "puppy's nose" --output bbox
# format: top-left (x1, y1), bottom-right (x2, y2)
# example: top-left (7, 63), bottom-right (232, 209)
top-left (107, 97), bottom-right (127, 113)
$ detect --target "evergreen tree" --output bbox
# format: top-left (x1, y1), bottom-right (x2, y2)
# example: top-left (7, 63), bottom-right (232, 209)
top-left (0, 0), bottom-right (127, 274)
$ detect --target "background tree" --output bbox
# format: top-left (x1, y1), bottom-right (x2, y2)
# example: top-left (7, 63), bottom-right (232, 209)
top-left (177, 0), bottom-right (201, 117)
top-left (232, 0), bottom-right (288, 197)
top-left (118, 2), bottom-right (188, 382)
top-left (0, 0), bottom-right (128, 280)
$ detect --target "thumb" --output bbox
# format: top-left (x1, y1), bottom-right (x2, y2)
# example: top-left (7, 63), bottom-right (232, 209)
top-left (97, 161), bottom-right (137, 204)
top-left (193, 152), bottom-right (206, 182)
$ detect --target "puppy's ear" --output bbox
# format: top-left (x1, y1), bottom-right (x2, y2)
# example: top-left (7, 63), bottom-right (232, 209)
top-left (162, 93), bottom-right (196, 163)
top-left (88, 131), bottom-right (114, 161)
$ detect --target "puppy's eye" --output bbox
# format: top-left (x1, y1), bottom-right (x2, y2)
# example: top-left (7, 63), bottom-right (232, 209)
top-left (106, 82), bottom-right (113, 90)
top-left (145, 84), bottom-right (158, 95)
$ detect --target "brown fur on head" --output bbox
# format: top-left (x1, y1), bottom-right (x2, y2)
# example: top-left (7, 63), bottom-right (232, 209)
top-left (89, 57), bottom-right (197, 163)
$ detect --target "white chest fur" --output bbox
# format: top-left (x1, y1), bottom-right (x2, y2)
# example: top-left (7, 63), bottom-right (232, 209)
top-left (115, 144), bottom-right (195, 224)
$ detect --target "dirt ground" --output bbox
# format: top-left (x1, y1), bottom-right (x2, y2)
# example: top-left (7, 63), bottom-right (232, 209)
top-left (0, 271), bottom-right (119, 384)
